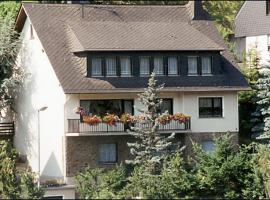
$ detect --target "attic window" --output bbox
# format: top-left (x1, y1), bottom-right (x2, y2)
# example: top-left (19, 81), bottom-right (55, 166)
top-left (267, 0), bottom-right (270, 15)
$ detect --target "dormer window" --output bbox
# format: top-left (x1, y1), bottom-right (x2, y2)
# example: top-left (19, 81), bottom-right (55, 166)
top-left (201, 56), bottom-right (212, 75)
top-left (120, 56), bottom-right (131, 77)
top-left (106, 57), bottom-right (117, 77)
top-left (188, 56), bottom-right (198, 75)
top-left (153, 56), bottom-right (164, 75)
top-left (140, 56), bottom-right (150, 76)
top-left (91, 57), bottom-right (102, 77)
top-left (168, 56), bottom-right (178, 75)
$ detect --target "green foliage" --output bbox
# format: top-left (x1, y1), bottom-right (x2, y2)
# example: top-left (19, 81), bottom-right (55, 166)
top-left (238, 48), bottom-right (260, 143)
top-left (0, 2), bottom-right (20, 21)
top-left (191, 135), bottom-right (264, 199)
top-left (126, 73), bottom-right (176, 174)
top-left (0, 15), bottom-right (24, 116)
top-left (76, 135), bottom-right (266, 199)
top-left (0, 140), bottom-right (43, 199)
top-left (255, 145), bottom-right (270, 198)
top-left (251, 61), bottom-right (270, 141)
top-left (75, 165), bottom-right (127, 199)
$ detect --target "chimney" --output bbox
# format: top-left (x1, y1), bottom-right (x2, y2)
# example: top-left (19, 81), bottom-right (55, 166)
top-left (187, 0), bottom-right (208, 20)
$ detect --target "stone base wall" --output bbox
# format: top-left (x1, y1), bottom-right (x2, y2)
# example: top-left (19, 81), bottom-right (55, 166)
top-left (66, 132), bottom-right (238, 177)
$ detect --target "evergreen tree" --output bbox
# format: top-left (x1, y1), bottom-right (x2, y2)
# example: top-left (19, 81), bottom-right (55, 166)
top-left (251, 62), bottom-right (270, 141)
top-left (126, 73), bottom-right (176, 174)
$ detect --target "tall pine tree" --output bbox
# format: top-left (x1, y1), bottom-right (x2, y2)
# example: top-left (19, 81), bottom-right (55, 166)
top-left (251, 62), bottom-right (270, 141)
top-left (126, 73), bottom-right (177, 174)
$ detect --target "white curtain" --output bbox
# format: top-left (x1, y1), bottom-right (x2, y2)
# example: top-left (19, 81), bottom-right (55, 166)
top-left (201, 56), bottom-right (212, 74)
top-left (106, 57), bottom-right (116, 76)
top-left (188, 57), bottom-right (198, 75)
top-left (168, 57), bottom-right (178, 75)
top-left (91, 57), bottom-right (102, 76)
top-left (140, 57), bottom-right (150, 75)
top-left (154, 57), bottom-right (164, 75)
top-left (120, 57), bottom-right (131, 76)
top-left (99, 144), bottom-right (116, 163)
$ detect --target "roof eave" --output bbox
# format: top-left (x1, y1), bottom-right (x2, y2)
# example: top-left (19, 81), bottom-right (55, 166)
top-left (64, 86), bottom-right (251, 94)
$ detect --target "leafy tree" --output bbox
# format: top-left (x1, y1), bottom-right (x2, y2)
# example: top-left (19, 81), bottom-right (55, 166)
top-left (250, 62), bottom-right (270, 141)
top-left (0, 16), bottom-right (24, 117)
top-left (76, 165), bottom-right (127, 199)
top-left (191, 135), bottom-right (264, 199)
top-left (0, 2), bottom-right (20, 21)
top-left (238, 48), bottom-right (260, 143)
top-left (0, 140), bottom-right (43, 199)
top-left (126, 72), bottom-right (176, 174)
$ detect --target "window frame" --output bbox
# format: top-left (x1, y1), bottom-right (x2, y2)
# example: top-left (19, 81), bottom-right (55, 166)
top-left (90, 56), bottom-right (103, 77)
top-left (139, 56), bottom-right (151, 76)
top-left (201, 56), bottom-right (213, 76)
top-left (98, 143), bottom-right (118, 164)
top-left (187, 56), bottom-right (199, 76)
top-left (105, 57), bottom-right (117, 77)
top-left (198, 97), bottom-right (223, 118)
top-left (120, 56), bottom-right (132, 77)
top-left (167, 56), bottom-right (179, 76)
top-left (79, 99), bottom-right (134, 119)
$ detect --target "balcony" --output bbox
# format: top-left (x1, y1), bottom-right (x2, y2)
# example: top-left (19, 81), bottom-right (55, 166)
top-left (67, 118), bottom-right (191, 136)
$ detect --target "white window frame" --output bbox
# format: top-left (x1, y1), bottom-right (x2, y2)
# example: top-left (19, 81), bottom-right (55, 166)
top-left (188, 56), bottom-right (198, 76)
top-left (105, 57), bottom-right (117, 77)
top-left (91, 57), bottom-right (103, 77)
top-left (197, 96), bottom-right (224, 119)
top-left (201, 56), bottom-right (212, 76)
top-left (168, 56), bottom-right (178, 76)
top-left (120, 56), bottom-right (132, 77)
top-left (139, 56), bottom-right (150, 76)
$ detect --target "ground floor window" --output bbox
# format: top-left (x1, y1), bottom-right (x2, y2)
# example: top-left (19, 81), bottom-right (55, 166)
top-left (202, 140), bottom-right (215, 154)
top-left (158, 98), bottom-right (173, 114)
top-left (199, 97), bottom-right (222, 118)
top-left (99, 143), bottom-right (117, 164)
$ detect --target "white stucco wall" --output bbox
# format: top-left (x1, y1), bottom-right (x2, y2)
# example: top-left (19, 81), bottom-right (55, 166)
top-left (65, 91), bottom-right (239, 133)
top-left (15, 17), bottom-right (66, 180)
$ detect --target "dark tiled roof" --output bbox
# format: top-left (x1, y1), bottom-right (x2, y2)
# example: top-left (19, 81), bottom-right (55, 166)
top-left (17, 3), bottom-right (248, 93)
top-left (235, 1), bottom-right (270, 37)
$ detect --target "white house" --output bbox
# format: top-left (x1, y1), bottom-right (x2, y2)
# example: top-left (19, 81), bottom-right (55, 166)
top-left (235, 0), bottom-right (270, 64)
top-left (14, 1), bottom-right (249, 198)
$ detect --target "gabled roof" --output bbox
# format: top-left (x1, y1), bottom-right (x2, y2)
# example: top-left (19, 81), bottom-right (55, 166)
top-left (15, 2), bottom-right (249, 93)
top-left (235, 1), bottom-right (270, 37)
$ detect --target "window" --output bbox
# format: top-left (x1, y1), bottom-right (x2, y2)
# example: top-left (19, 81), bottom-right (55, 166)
top-left (199, 97), bottom-right (222, 118)
top-left (201, 56), bottom-right (212, 75)
top-left (168, 57), bottom-right (178, 75)
top-left (99, 143), bottom-right (117, 163)
top-left (202, 140), bottom-right (215, 154)
top-left (153, 56), bottom-right (164, 75)
top-left (91, 57), bottom-right (102, 76)
top-left (158, 98), bottom-right (173, 114)
top-left (188, 56), bottom-right (198, 75)
top-left (140, 56), bottom-right (150, 76)
top-left (80, 99), bottom-right (134, 116)
top-left (106, 57), bottom-right (117, 76)
top-left (120, 56), bottom-right (131, 77)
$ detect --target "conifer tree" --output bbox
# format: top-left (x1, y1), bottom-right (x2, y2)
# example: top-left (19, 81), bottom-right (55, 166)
top-left (126, 73), bottom-right (176, 174)
top-left (251, 62), bottom-right (270, 141)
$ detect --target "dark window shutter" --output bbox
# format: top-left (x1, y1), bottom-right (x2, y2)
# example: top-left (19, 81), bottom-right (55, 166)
top-left (87, 54), bottom-right (91, 77)
top-left (164, 56), bottom-right (168, 76)
top-left (116, 57), bottom-right (121, 77)
top-left (212, 55), bottom-right (221, 75)
top-left (132, 56), bottom-right (140, 77)
top-left (102, 57), bottom-right (106, 76)
top-left (180, 55), bottom-right (188, 76)
top-left (197, 56), bottom-right (202, 75)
